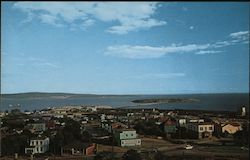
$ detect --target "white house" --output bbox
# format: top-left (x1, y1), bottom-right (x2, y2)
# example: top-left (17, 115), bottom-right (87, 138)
top-left (114, 128), bottom-right (141, 147)
top-left (25, 136), bottom-right (50, 154)
top-left (187, 122), bottom-right (214, 139)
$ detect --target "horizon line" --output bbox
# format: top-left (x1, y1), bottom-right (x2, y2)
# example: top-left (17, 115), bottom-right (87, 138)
top-left (1, 91), bottom-right (249, 96)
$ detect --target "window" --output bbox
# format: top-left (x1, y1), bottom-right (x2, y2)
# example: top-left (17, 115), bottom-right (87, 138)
top-left (205, 127), bottom-right (207, 131)
top-left (126, 134), bottom-right (128, 137)
top-left (200, 127), bottom-right (203, 131)
top-left (131, 133), bottom-right (133, 136)
top-left (209, 126), bottom-right (213, 130)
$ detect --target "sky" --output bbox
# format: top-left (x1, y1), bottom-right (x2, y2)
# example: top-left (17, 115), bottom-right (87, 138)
top-left (1, 2), bottom-right (249, 94)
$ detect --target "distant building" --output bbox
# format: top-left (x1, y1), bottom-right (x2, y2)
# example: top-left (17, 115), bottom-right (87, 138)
top-left (45, 120), bottom-right (56, 130)
top-left (187, 118), bottom-right (204, 123)
top-left (62, 142), bottom-right (96, 156)
top-left (25, 136), bottom-right (49, 154)
top-left (114, 128), bottom-right (141, 147)
top-left (220, 123), bottom-right (242, 134)
top-left (86, 106), bottom-right (97, 112)
top-left (27, 122), bottom-right (47, 133)
top-left (101, 122), bottom-right (128, 133)
top-left (241, 106), bottom-right (246, 116)
top-left (162, 118), bottom-right (177, 135)
top-left (187, 122), bottom-right (214, 139)
top-left (176, 118), bottom-right (187, 128)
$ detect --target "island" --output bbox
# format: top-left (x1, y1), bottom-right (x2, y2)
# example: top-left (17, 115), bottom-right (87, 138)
top-left (132, 98), bottom-right (199, 104)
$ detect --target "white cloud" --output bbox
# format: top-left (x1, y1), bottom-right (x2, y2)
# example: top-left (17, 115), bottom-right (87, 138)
top-left (105, 30), bottom-right (249, 59)
top-left (189, 26), bottom-right (194, 30)
top-left (212, 41), bottom-right (232, 48)
top-left (39, 14), bottom-right (64, 27)
top-left (28, 57), bottom-right (60, 68)
top-left (105, 44), bottom-right (210, 59)
top-left (105, 45), bottom-right (167, 59)
top-left (132, 73), bottom-right (186, 79)
top-left (195, 50), bottom-right (223, 55)
top-left (107, 19), bottom-right (166, 35)
top-left (229, 31), bottom-right (249, 39)
top-left (182, 7), bottom-right (188, 11)
top-left (81, 19), bottom-right (95, 27)
top-left (13, 2), bottom-right (166, 34)
top-left (12, 56), bottom-right (60, 69)
top-left (33, 62), bottom-right (60, 68)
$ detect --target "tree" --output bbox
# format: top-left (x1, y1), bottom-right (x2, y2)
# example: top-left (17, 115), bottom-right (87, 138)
top-left (81, 131), bottom-right (92, 143)
top-left (122, 149), bottom-right (142, 160)
top-left (134, 120), bottom-right (163, 136)
top-left (94, 151), bottom-right (112, 160)
top-left (155, 152), bottom-right (166, 160)
top-left (50, 131), bottom-right (64, 155)
top-left (1, 134), bottom-right (29, 156)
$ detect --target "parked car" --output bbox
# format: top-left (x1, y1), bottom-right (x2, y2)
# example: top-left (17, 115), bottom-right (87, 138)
top-left (241, 146), bottom-right (249, 151)
top-left (184, 144), bottom-right (193, 150)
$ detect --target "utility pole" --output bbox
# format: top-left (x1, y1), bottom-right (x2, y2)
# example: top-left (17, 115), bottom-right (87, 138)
top-left (111, 125), bottom-right (114, 160)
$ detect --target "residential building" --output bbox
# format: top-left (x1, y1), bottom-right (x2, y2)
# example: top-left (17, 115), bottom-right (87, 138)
top-left (241, 106), bottom-right (246, 116)
top-left (113, 128), bottom-right (141, 147)
top-left (101, 122), bottom-right (128, 133)
top-left (162, 118), bottom-right (177, 135)
top-left (62, 142), bottom-right (96, 156)
top-left (187, 122), bottom-right (214, 139)
top-left (221, 123), bottom-right (242, 134)
top-left (25, 136), bottom-right (49, 154)
top-left (176, 118), bottom-right (187, 127)
top-left (27, 122), bottom-right (47, 133)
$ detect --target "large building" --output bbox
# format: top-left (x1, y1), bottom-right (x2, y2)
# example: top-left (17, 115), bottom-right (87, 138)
top-left (187, 122), bottom-right (214, 139)
top-left (62, 143), bottom-right (96, 156)
top-left (113, 128), bottom-right (141, 147)
top-left (25, 136), bottom-right (50, 154)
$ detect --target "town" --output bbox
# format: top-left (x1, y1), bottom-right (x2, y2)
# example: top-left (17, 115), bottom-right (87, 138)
top-left (0, 105), bottom-right (249, 160)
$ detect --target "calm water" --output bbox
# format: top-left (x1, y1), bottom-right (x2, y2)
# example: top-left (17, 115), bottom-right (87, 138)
top-left (1, 93), bottom-right (249, 112)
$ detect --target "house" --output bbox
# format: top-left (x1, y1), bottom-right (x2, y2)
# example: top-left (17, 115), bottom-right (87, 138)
top-left (162, 118), bottom-right (177, 135)
top-left (86, 106), bottom-right (97, 112)
top-left (187, 118), bottom-right (204, 123)
top-left (101, 122), bottom-right (128, 133)
top-left (25, 136), bottom-right (49, 154)
top-left (45, 120), bottom-right (56, 130)
top-left (27, 122), bottom-right (47, 133)
top-left (62, 142), bottom-right (96, 156)
top-left (187, 122), bottom-right (214, 139)
top-left (113, 128), bottom-right (141, 147)
top-left (175, 117), bottom-right (187, 127)
top-left (221, 123), bottom-right (242, 134)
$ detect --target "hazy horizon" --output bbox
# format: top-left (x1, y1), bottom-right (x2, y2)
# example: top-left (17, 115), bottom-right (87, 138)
top-left (1, 91), bottom-right (249, 96)
top-left (2, 2), bottom-right (249, 94)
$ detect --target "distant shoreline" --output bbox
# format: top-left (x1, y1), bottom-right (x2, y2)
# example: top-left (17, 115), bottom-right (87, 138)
top-left (1, 93), bottom-right (248, 112)
top-left (132, 98), bottom-right (199, 104)
top-left (1, 92), bottom-right (249, 97)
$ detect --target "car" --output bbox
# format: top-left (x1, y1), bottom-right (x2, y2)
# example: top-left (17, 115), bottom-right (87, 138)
top-left (241, 146), bottom-right (249, 151)
top-left (184, 144), bottom-right (193, 150)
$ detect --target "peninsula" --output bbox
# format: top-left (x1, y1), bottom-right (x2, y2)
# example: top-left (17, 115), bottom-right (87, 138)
top-left (132, 98), bottom-right (199, 104)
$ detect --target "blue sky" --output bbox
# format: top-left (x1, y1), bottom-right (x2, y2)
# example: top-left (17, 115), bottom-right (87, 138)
top-left (1, 2), bottom-right (249, 94)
